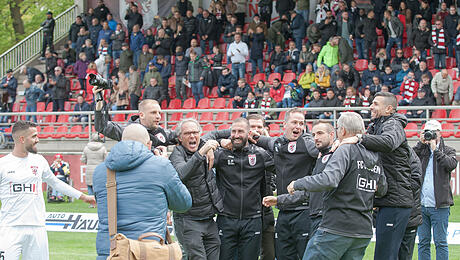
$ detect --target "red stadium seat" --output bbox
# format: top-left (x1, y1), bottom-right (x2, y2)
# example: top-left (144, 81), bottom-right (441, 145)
top-left (441, 123), bottom-right (454, 138)
top-left (183, 98), bottom-right (196, 109)
top-left (202, 124), bottom-right (216, 134)
top-left (403, 47), bottom-right (413, 59)
top-left (52, 126), bottom-right (68, 139)
top-left (269, 124), bottom-right (281, 136)
top-left (377, 36), bottom-right (385, 48)
top-left (455, 126), bottom-right (460, 138)
top-left (278, 111), bottom-right (286, 121)
top-left (168, 99), bottom-right (182, 109)
top-left (64, 101), bottom-right (72, 111)
top-left (56, 115), bottom-right (70, 125)
top-left (197, 98), bottom-right (211, 109)
top-left (70, 79), bottom-right (81, 91)
top-left (355, 59), bottom-right (368, 72)
top-left (44, 115), bottom-right (56, 124)
top-left (267, 73), bottom-right (281, 84)
top-left (208, 87), bottom-right (219, 98)
top-left (216, 112), bottom-right (229, 123)
top-left (200, 112), bottom-right (214, 123)
top-left (454, 81), bottom-right (460, 94)
top-left (213, 98), bottom-right (227, 109)
top-left (449, 109), bottom-right (460, 123)
top-left (67, 125), bottom-right (83, 138)
top-left (112, 114), bottom-right (125, 122)
top-left (227, 101), bottom-right (234, 109)
top-left (282, 72), bottom-right (296, 85)
top-left (429, 69), bottom-right (439, 77)
top-left (447, 69), bottom-right (457, 80)
top-left (38, 126), bottom-right (54, 139)
top-left (231, 112), bottom-right (243, 120)
top-left (427, 58), bottom-right (435, 70)
top-left (37, 102), bottom-right (45, 112)
top-left (12, 103), bottom-right (20, 112)
top-left (170, 112), bottom-right (183, 124)
top-left (446, 57), bottom-right (456, 69)
top-left (218, 124), bottom-right (231, 130)
top-left (185, 112), bottom-right (198, 119)
top-left (395, 95), bottom-right (403, 103)
top-left (161, 100), bottom-right (168, 109)
top-left (431, 109), bottom-right (447, 120)
top-left (46, 102), bottom-right (53, 112)
top-left (404, 122), bottom-right (419, 138)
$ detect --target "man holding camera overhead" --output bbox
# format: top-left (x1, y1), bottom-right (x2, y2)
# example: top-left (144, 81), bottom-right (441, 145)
top-left (413, 120), bottom-right (457, 260)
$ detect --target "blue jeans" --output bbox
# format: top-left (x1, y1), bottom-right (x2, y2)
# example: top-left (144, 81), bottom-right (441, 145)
top-left (417, 207), bottom-right (450, 260)
top-left (300, 9), bottom-right (309, 26)
top-left (282, 98), bottom-right (292, 108)
top-left (87, 185), bottom-right (94, 195)
top-left (217, 86), bottom-right (235, 97)
top-left (133, 50), bottom-right (141, 68)
top-left (200, 39), bottom-right (214, 54)
top-left (391, 86), bottom-right (401, 95)
top-left (386, 37), bottom-right (402, 58)
top-left (250, 58), bottom-right (263, 76)
top-left (294, 37), bottom-right (303, 51)
top-left (190, 81), bottom-right (204, 105)
top-left (26, 103), bottom-right (37, 122)
top-left (355, 38), bottom-right (365, 59)
top-left (232, 62), bottom-right (245, 79)
top-left (447, 38), bottom-right (456, 57)
top-left (434, 53), bottom-right (446, 69)
top-left (112, 50), bottom-right (122, 60)
top-left (302, 229), bottom-right (370, 260)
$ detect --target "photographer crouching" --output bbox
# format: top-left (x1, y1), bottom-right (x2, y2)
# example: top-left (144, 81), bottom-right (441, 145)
top-left (91, 73), bottom-right (173, 154)
top-left (413, 120), bottom-right (457, 260)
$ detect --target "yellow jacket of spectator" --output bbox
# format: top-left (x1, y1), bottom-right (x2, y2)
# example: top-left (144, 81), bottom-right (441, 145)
top-left (299, 72), bottom-right (315, 89)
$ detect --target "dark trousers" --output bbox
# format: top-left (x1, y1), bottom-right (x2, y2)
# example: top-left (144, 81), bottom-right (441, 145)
top-left (175, 75), bottom-right (187, 101)
top-left (398, 226), bottom-right (418, 260)
top-left (173, 216), bottom-right (221, 260)
top-left (130, 94), bottom-right (140, 110)
top-left (260, 225), bottom-right (275, 260)
top-left (78, 78), bottom-right (86, 93)
top-left (275, 209), bottom-right (311, 260)
top-left (363, 39), bottom-right (377, 60)
top-left (374, 207), bottom-right (411, 260)
top-left (53, 98), bottom-right (65, 112)
top-left (217, 215), bottom-right (262, 260)
top-left (42, 35), bottom-right (54, 57)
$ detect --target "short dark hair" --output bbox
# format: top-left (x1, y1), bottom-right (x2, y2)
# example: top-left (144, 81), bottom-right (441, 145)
top-left (232, 117), bottom-right (250, 130)
top-left (312, 120), bottom-right (335, 133)
top-left (374, 92), bottom-right (397, 110)
top-left (77, 94), bottom-right (84, 98)
top-left (12, 121), bottom-right (37, 136)
top-left (246, 114), bottom-right (266, 126)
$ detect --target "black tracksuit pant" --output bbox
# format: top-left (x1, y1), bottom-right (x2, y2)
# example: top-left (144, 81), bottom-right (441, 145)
top-left (217, 215), bottom-right (262, 260)
top-left (275, 209), bottom-right (311, 260)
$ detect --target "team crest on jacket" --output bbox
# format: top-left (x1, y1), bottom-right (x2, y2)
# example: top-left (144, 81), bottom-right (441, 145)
top-left (155, 133), bottom-right (166, 143)
top-left (288, 142), bottom-right (297, 153)
top-left (248, 154), bottom-right (256, 166)
top-left (30, 166), bottom-right (38, 176)
top-left (322, 154), bottom-right (331, 164)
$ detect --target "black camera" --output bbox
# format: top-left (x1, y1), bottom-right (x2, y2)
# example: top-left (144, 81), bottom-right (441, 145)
top-left (88, 73), bottom-right (112, 102)
top-left (423, 130), bottom-right (437, 141)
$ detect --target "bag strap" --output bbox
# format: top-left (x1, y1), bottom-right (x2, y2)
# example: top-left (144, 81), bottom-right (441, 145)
top-left (106, 168), bottom-right (117, 238)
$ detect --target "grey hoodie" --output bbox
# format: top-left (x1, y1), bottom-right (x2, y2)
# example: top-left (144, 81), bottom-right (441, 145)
top-left (294, 143), bottom-right (387, 238)
top-left (81, 141), bottom-right (107, 186)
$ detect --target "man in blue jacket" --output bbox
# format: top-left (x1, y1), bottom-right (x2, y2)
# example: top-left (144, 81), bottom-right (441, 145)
top-left (290, 11), bottom-right (306, 50)
top-left (93, 124), bottom-right (192, 260)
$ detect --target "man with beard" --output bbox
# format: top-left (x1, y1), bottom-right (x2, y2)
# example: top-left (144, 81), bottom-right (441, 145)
top-left (247, 114), bottom-right (275, 260)
top-left (341, 92), bottom-right (413, 260)
top-left (250, 108), bottom-right (319, 260)
top-left (169, 118), bottom-right (223, 260)
top-left (263, 120), bottom-right (335, 237)
top-left (214, 118), bottom-right (274, 260)
top-left (0, 121), bottom-right (95, 259)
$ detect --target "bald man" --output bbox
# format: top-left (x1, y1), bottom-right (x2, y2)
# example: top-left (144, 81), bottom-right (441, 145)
top-left (431, 69), bottom-right (453, 105)
top-left (93, 123), bottom-right (192, 259)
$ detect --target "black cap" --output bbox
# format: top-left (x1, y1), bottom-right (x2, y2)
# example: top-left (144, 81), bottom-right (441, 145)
top-left (6, 69), bottom-right (12, 73)
top-left (47, 11), bottom-right (53, 15)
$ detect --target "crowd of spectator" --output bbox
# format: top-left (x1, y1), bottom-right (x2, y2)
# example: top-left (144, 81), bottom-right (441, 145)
top-left (2, 0), bottom-right (460, 124)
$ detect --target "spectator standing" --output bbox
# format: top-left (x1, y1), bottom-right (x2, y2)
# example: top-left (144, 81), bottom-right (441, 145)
top-left (411, 19), bottom-right (432, 58)
top-left (227, 33), bottom-right (249, 79)
top-left (317, 37), bottom-right (340, 72)
top-left (110, 24), bottom-right (125, 60)
top-left (75, 27), bottom-right (89, 56)
top-left (259, 0), bottom-right (273, 27)
top-left (153, 29), bottom-right (173, 57)
top-left (97, 21), bottom-right (113, 47)
top-left (187, 51), bottom-right (205, 105)
top-left (81, 133), bottom-right (107, 196)
top-left (142, 62), bottom-right (163, 89)
top-left (354, 8), bottom-right (366, 59)
top-left (249, 26), bottom-right (265, 76)
top-left (432, 20), bottom-right (448, 69)
top-left (74, 52), bottom-right (89, 93)
top-left (40, 11), bottom-right (55, 59)
top-left (337, 11), bottom-right (354, 48)
top-left (23, 79), bottom-right (43, 122)
top-left (138, 45), bottom-right (154, 82)
top-left (359, 10), bottom-right (382, 60)
top-left (106, 13), bottom-right (117, 31)
top-left (130, 24), bottom-right (145, 68)
top-left (69, 16), bottom-right (87, 49)
top-left (71, 94), bottom-right (91, 122)
top-left (128, 65), bottom-right (141, 110)
top-left (49, 67), bottom-right (68, 113)
top-left (444, 6), bottom-right (459, 59)
top-left (383, 10), bottom-right (404, 58)
top-left (290, 11), bottom-right (306, 50)
top-left (1, 69), bottom-right (18, 111)
top-left (93, 124), bottom-right (191, 259)
top-left (89, 18), bottom-right (102, 51)
top-left (186, 39), bottom-right (203, 58)
top-left (413, 120), bottom-right (457, 260)
top-left (174, 52), bottom-right (189, 102)
top-left (94, 0), bottom-right (110, 22)
top-left (177, 0), bottom-right (194, 17)
top-left (198, 10), bottom-right (217, 54)
top-left (415, 61), bottom-right (432, 82)
top-left (183, 10), bottom-right (198, 47)
top-left (119, 43), bottom-right (133, 73)
top-left (315, 0), bottom-right (330, 23)
top-left (124, 2), bottom-right (143, 37)
top-left (431, 69), bottom-right (454, 105)
top-left (318, 11), bottom-right (338, 47)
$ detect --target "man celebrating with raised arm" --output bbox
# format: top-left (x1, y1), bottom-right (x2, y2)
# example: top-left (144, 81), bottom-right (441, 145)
top-left (287, 112), bottom-right (387, 260)
top-left (0, 121), bottom-right (95, 260)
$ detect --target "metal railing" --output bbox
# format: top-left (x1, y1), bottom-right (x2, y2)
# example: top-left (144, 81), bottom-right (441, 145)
top-left (0, 5), bottom-right (77, 78)
top-left (0, 105), bottom-right (460, 142)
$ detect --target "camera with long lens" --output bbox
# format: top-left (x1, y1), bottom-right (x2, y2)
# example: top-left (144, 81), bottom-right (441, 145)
top-left (423, 130), bottom-right (437, 141)
top-left (88, 73), bottom-right (112, 102)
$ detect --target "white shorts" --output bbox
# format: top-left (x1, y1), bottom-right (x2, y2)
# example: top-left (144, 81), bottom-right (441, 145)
top-left (0, 226), bottom-right (49, 260)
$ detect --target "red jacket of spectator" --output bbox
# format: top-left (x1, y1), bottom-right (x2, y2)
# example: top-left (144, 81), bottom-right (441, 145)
top-left (400, 79), bottom-right (419, 101)
top-left (270, 85), bottom-right (285, 103)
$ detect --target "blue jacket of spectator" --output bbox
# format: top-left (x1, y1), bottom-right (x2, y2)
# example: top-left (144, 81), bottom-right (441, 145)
top-left (24, 85), bottom-right (43, 105)
top-left (89, 24), bottom-right (102, 47)
top-left (1, 75), bottom-right (18, 99)
top-left (381, 72), bottom-right (396, 88)
top-left (130, 31), bottom-right (145, 52)
top-left (396, 69), bottom-right (411, 85)
top-left (218, 73), bottom-right (237, 90)
top-left (97, 28), bottom-right (113, 46)
top-left (361, 69), bottom-right (380, 87)
top-left (93, 140), bottom-right (192, 260)
top-left (291, 13), bottom-right (306, 39)
top-left (74, 101), bottom-right (91, 119)
top-left (146, 56), bottom-right (164, 73)
top-left (250, 33), bottom-right (265, 60)
top-left (107, 19), bottom-right (117, 32)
